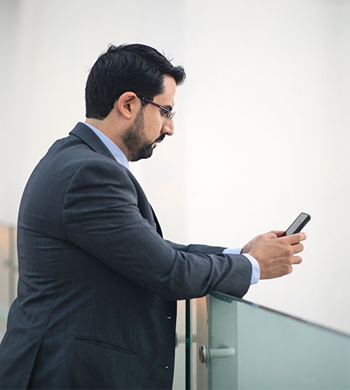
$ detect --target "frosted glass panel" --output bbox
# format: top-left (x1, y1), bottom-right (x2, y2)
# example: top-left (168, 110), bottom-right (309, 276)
top-left (196, 292), bottom-right (350, 390)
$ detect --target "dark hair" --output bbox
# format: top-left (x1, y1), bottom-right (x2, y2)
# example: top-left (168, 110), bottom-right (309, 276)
top-left (85, 43), bottom-right (186, 119)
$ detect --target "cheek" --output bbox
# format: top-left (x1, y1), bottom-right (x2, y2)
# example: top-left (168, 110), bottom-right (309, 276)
top-left (146, 118), bottom-right (162, 139)
top-left (143, 108), bottom-right (164, 136)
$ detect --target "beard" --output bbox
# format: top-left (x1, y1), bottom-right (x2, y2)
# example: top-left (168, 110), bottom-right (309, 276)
top-left (122, 109), bottom-right (164, 162)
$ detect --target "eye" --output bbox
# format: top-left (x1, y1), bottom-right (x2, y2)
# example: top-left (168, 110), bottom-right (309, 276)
top-left (161, 110), bottom-right (171, 119)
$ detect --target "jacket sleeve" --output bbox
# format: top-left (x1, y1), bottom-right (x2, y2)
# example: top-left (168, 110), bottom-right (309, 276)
top-left (63, 159), bottom-right (252, 301)
top-left (165, 240), bottom-right (227, 254)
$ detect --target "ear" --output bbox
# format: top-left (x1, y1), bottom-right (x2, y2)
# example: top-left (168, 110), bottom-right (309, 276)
top-left (115, 92), bottom-right (139, 119)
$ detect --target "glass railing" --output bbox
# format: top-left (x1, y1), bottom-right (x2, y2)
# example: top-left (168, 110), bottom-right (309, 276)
top-left (190, 292), bottom-right (350, 390)
top-left (0, 223), bottom-right (17, 340)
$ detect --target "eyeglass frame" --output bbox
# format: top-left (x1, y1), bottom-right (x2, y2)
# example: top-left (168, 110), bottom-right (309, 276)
top-left (136, 95), bottom-right (176, 122)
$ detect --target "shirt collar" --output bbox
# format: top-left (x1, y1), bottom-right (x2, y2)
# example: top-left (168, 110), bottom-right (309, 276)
top-left (83, 122), bottom-right (129, 169)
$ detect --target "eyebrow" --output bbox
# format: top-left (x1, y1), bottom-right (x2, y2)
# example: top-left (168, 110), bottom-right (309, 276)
top-left (163, 105), bottom-right (173, 112)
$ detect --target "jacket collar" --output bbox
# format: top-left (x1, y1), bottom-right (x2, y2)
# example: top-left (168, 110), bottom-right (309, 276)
top-left (69, 122), bottom-right (115, 160)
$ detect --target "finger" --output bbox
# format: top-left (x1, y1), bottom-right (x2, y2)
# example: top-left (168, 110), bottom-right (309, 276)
top-left (282, 232), bottom-right (307, 245)
top-left (262, 230), bottom-right (285, 239)
top-left (292, 232), bottom-right (307, 244)
top-left (290, 242), bottom-right (304, 255)
top-left (272, 230), bottom-right (287, 238)
top-left (291, 255), bottom-right (303, 265)
top-left (259, 231), bottom-right (279, 240)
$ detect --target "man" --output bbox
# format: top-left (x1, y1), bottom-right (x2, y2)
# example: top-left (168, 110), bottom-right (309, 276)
top-left (0, 44), bottom-right (306, 389)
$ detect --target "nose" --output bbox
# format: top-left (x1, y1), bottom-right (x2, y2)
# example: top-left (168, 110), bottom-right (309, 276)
top-left (161, 118), bottom-right (175, 136)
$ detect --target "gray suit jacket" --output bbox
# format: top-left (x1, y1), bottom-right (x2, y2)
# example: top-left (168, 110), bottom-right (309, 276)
top-left (0, 123), bottom-right (251, 389)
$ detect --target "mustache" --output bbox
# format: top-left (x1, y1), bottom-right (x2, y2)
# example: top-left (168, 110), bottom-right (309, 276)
top-left (154, 134), bottom-right (166, 143)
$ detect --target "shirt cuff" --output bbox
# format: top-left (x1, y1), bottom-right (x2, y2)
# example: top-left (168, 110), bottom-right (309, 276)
top-left (223, 248), bottom-right (260, 285)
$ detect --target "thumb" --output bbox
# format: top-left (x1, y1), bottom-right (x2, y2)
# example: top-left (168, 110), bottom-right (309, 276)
top-left (271, 230), bottom-right (286, 238)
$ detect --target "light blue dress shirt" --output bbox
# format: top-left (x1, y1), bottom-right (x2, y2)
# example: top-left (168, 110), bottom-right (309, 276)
top-left (83, 122), bottom-right (260, 284)
top-left (84, 122), bottom-right (129, 169)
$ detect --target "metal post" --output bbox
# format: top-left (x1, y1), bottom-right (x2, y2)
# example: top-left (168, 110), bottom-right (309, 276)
top-left (185, 299), bottom-right (191, 390)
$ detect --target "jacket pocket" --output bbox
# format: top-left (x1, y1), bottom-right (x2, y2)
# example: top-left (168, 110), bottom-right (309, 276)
top-left (74, 336), bottom-right (137, 355)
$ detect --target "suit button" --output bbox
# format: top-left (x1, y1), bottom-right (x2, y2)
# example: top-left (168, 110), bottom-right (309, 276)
top-left (164, 316), bottom-right (172, 320)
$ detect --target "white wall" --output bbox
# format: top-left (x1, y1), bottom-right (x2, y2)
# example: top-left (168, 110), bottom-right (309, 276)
top-left (181, 0), bottom-right (350, 335)
top-left (0, 0), bottom-right (349, 344)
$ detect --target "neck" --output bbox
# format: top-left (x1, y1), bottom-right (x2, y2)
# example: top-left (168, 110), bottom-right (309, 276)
top-left (85, 118), bottom-right (131, 161)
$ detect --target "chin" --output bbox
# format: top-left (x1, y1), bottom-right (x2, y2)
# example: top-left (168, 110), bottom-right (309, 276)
top-left (131, 147), bottom-right (154, 162)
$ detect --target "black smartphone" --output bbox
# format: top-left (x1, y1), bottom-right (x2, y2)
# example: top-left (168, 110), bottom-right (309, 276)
top-left (282, 212), bottom-right (311, 236)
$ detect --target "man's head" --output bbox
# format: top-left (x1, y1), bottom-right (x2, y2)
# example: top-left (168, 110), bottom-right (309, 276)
top-left (85, 44), bottom-right (185, 161)
top-left (85, 44), bottom-right (185, 120)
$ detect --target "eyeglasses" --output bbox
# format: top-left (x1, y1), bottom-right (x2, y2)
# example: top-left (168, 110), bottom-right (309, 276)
top-left (137, 96), bottom-right (176, 122)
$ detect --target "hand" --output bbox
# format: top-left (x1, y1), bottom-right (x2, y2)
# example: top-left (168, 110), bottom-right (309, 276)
top-left (241, 230), bottom-right (307, 279)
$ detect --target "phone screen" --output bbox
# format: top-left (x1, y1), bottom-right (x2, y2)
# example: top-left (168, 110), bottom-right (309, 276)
top-left (283, 212), bottom-right (311, 236)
